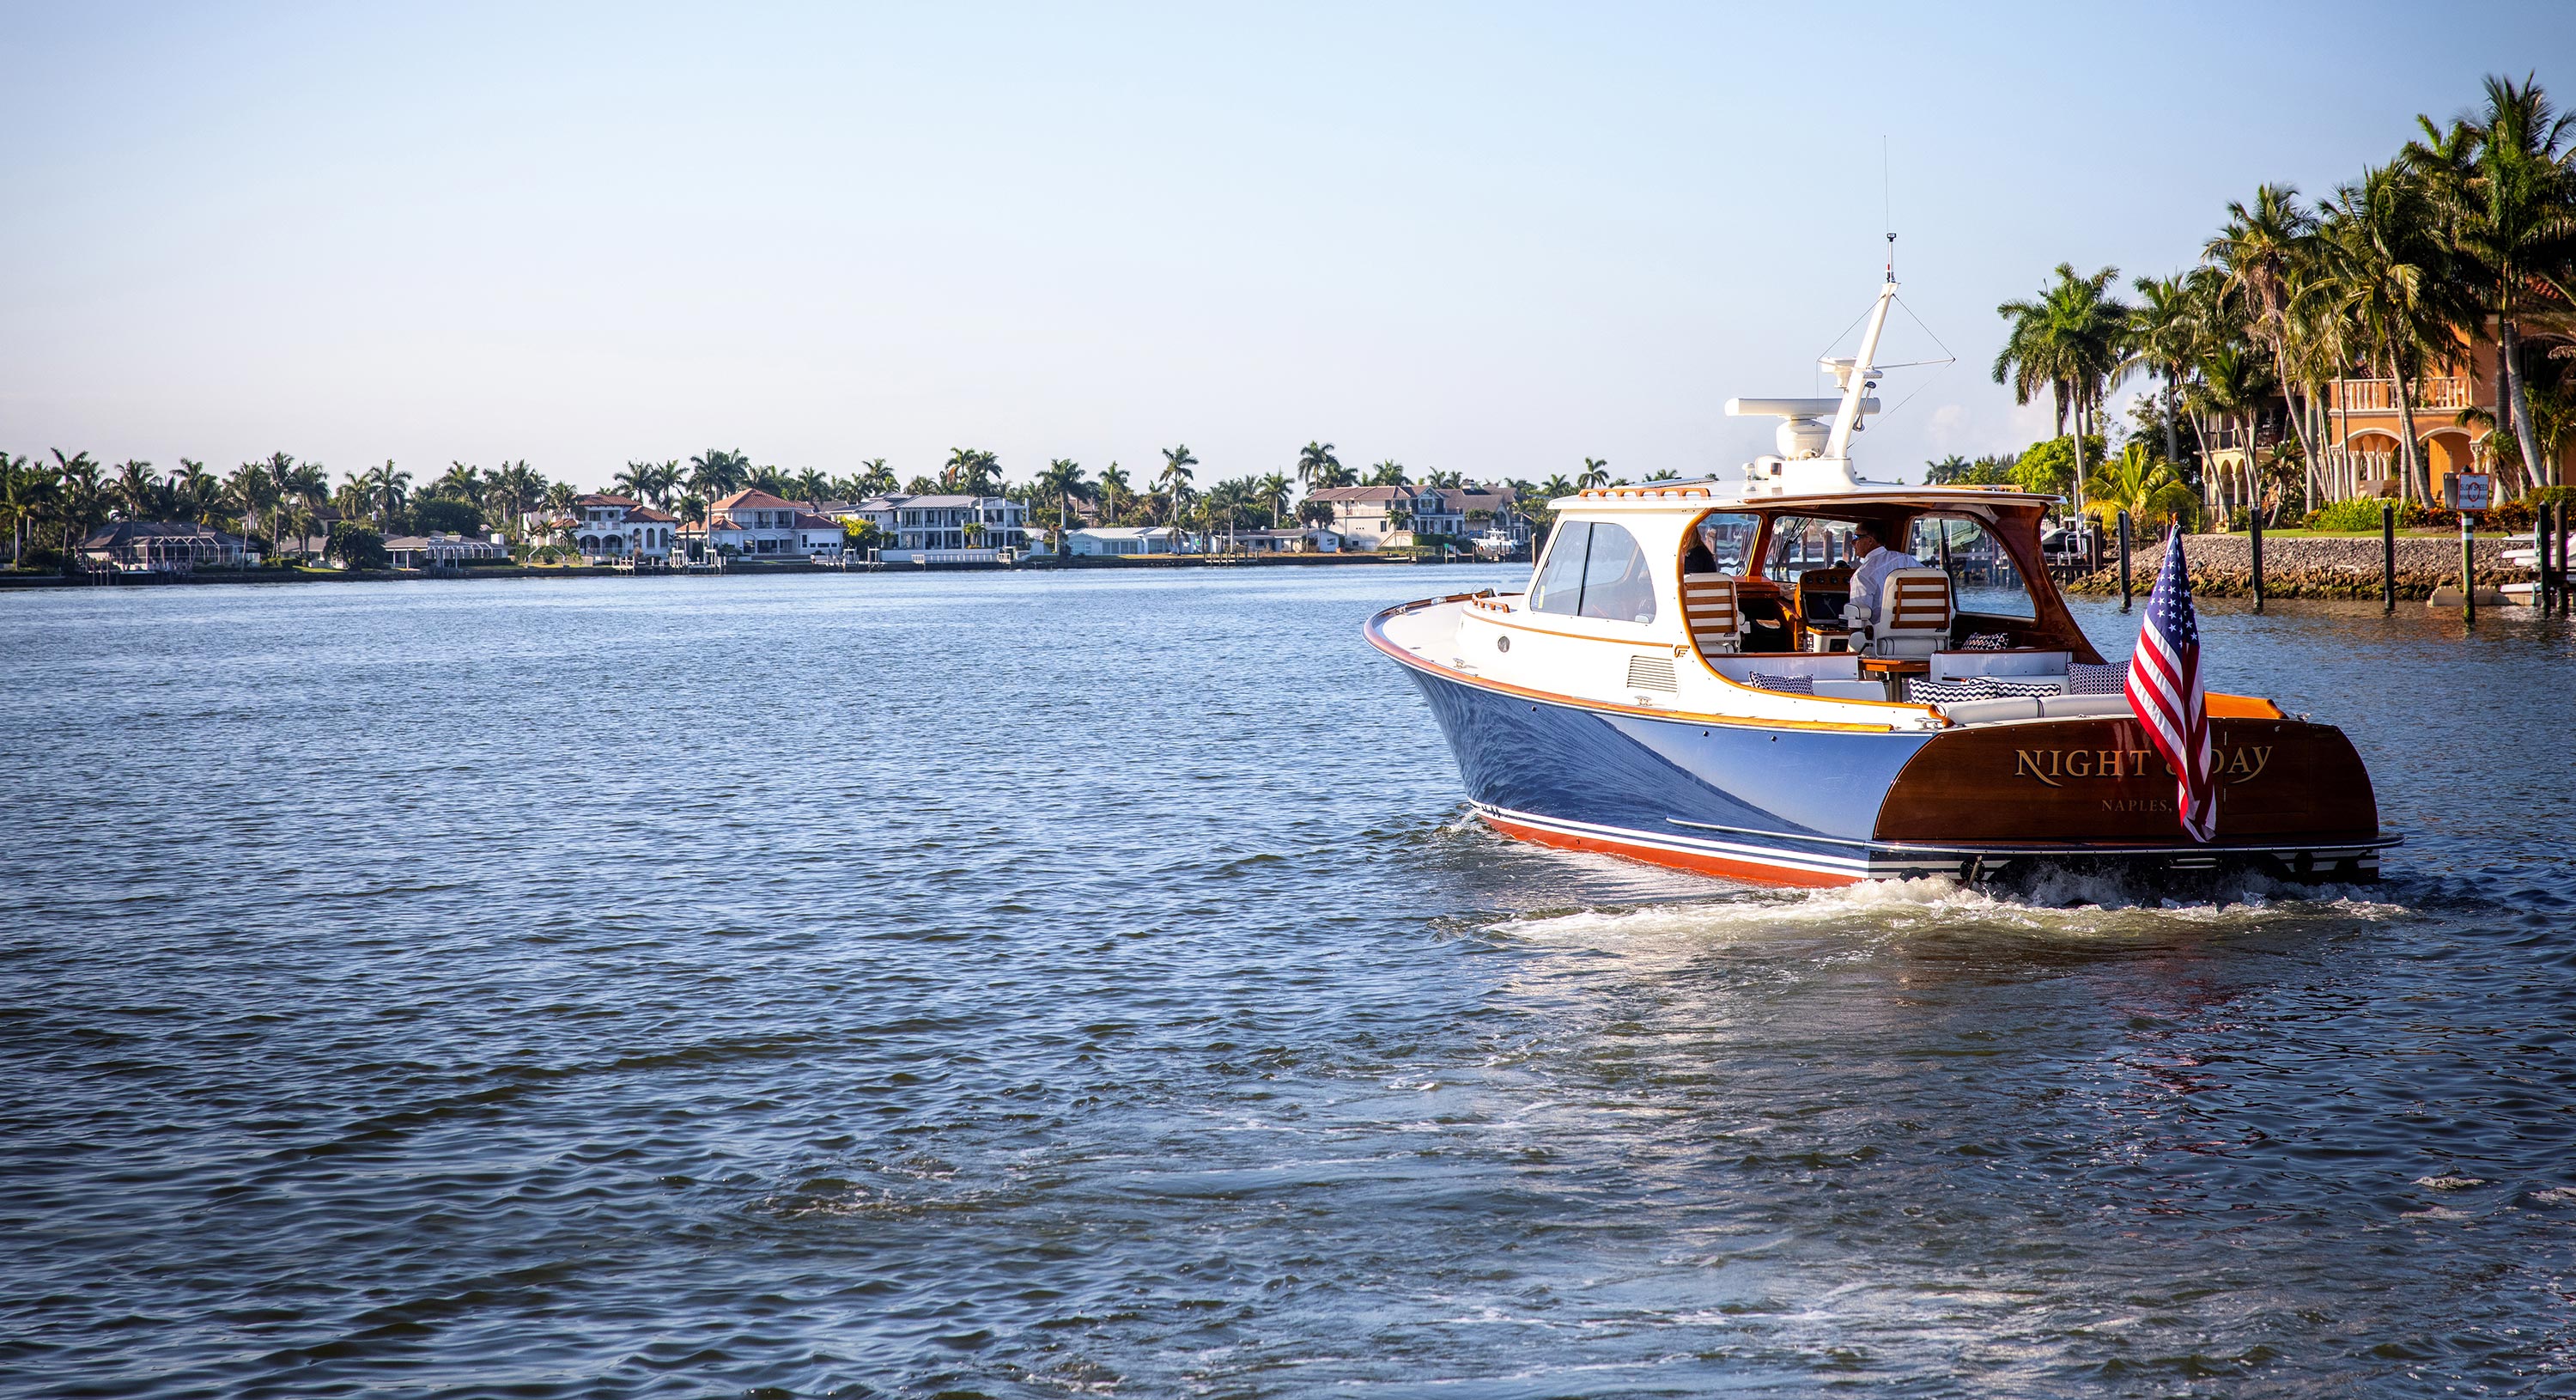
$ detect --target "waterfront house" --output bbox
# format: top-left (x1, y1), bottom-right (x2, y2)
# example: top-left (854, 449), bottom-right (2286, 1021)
top-left (1417, 486), bottom-right (1528, 547)
top-left (1230, 527), bottom-right (1343, 554)
top-left (1312, 484), bottom-right (1525, 550)
top-left (2323, 326), bottom-right (2576, 501)
top-left (568, 494), bottom-right (677, 563)
top-left (699, 489), bottom-right (818, 557)
top-left (1065, 526), bottom-right (1189, 557)
top-left (383, 532), bottom-right (511, 570)
top-left (78, 520), bottom-right (253, 573)
top-left (851, 494), bottom-right (1029, 561)
top-left (1309, 485), bottom-right (1414, 548)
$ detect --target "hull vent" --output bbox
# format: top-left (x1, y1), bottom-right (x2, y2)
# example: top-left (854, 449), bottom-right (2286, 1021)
top-left (1625, 654), bottom-right (1679, 692)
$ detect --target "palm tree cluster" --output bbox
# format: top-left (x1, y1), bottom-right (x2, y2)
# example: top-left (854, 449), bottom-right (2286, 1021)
top-left (1993, 72), bottom-right (2576, 527)
top-left (6, 429), bottom-right (1623, 567)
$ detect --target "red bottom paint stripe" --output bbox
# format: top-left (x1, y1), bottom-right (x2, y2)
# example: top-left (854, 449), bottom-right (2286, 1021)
top-left (1479, 811), bottom-right (1861, 889)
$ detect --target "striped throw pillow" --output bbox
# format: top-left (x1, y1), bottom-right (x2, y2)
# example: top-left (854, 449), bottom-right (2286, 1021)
top-left (1907, 678), bottom-right (1992, 705)
top-left (1746, 673), bottom-right (1815, 696)
top-left (2067, 660), bottom-right (2130, 695)
top-left (1986, 677), bottom-right (2064, 698)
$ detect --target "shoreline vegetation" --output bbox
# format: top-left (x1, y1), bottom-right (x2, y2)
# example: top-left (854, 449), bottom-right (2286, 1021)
top-left (0, 548), bottom-right (1466, 591)
top-left (0, 441), bottom-right (1590, 579)
top-left (1945, 70), bottom-right (2574, 540)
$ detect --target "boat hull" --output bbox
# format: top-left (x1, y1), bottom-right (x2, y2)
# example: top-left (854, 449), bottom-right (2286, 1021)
top-left (1388, 647), bottom-right (2392, 888)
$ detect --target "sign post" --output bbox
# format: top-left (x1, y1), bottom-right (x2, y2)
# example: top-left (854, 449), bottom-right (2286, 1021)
top-left (2444, 472), bottom-right (2492, 624)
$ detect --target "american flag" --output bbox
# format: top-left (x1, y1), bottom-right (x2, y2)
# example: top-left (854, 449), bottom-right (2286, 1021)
top-left (2125, 529), bottom-right (2215, 842)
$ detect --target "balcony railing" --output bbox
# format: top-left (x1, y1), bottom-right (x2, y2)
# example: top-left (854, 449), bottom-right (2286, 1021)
top-left (2331, 375), bottom-right (2476, 413)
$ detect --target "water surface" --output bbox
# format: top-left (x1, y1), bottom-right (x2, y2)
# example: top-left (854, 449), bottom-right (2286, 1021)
top-left (3, 569), bottom-right (2573, 1397)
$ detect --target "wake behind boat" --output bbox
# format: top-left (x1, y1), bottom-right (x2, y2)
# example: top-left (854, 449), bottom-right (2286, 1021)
top-left (1370, 273), bottom-right (2397, 887)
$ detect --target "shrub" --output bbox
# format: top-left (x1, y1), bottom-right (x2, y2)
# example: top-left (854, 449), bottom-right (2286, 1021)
top-left (2305, 498), bottom-right (2403, 533)
top-left (327, 522), bottom-right (388, 570)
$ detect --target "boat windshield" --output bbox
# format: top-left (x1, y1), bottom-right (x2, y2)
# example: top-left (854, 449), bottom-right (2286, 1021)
top-left (1763, 516), bottom-right (1861, 581)
top-left (1908, 514), bottom-right (2035, 620)
top-left (1529, 520), bottom-right (1658, 624)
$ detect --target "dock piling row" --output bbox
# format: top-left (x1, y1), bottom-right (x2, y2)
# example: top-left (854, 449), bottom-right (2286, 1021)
top-left (2382, 504), bottom-right (2397, 613)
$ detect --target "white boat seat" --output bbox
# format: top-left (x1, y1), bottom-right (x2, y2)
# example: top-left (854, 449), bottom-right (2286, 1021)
top-left (1936, 697), bottom-right (2043, 726)
top-left (1681, 573), bottom-right (1748, 655)
top-left (1850, 569), bottom-right (1953, 659)
top-left (1930, 648), bottom-right (2072, 681)
top-left (1812, 678), bottom-right (1891, 702)
top-left (2039, 693), bottom-right (2134, 719)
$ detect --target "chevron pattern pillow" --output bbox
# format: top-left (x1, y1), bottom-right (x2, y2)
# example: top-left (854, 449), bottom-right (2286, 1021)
top-left (1960, 633), bottom-right (2015, 650)
top-left (1746, 673), bottom-right (1815, 696)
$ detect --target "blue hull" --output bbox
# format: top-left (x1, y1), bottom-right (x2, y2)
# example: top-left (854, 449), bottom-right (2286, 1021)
top-left (1396, 660), bottom-right (1930, 885)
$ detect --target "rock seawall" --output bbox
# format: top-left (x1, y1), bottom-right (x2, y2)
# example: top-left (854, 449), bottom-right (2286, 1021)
top-left (2064, 534), bottom-right (2534, 600)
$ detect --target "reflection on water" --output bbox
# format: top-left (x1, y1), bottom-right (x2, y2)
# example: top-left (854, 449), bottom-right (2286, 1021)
top-left (0, 571), bottom-right (2571, 1397)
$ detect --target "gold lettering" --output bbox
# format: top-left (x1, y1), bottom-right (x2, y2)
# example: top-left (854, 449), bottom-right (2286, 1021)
top-left (2015, 750), bottom-right (2063, 788)
top-left (2048, 750), bottom-right (2063, 778)
top-left (2130, 750), bottom-right (2154, 778)
top-left (2066, 752), bottom-right (2092, 778)
top-left (2229, 746), bottom-right (2273, 785)
top-left (2099, 749), bottom-right (2123, 778)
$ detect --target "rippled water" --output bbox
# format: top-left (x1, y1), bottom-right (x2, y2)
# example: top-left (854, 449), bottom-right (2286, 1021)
top-left (3, 569), bottom-right (2573, 1397)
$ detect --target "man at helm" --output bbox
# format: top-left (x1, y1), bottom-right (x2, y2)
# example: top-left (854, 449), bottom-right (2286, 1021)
top-left (1844, 522), bottom-right (1922, 631)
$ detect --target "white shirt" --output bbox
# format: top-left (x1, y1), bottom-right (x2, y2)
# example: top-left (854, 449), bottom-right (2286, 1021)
top-left (1848, 545), bottom-right (1923, 626)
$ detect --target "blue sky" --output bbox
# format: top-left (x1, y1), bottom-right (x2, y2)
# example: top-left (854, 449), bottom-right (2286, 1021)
top-left (3, 2), bottom-right (2568, 490)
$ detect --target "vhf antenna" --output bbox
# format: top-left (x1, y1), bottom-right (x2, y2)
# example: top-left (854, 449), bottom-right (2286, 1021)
top-left (1882, 136), bottom-right (1895, 281)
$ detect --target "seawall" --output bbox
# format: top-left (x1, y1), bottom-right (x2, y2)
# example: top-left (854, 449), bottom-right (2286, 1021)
top-left (2063, 534), bottom-right (2536, 600)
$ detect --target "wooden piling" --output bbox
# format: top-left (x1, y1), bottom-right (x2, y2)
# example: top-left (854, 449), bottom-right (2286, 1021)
top-left (2462, 514), bottom-right (2476, 626)
top-left (2249, 516), bottom-right (2265, 613)
top-left (2543, 500), bottom-right (2559, 613)
top-left (2117, 510), bottom-right (2132, 612)
top-left (2381, 503), bottom-right (2396, 613)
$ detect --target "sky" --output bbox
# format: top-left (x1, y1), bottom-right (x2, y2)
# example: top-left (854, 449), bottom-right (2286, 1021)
top-left (3, 2), bottom-right (2571, 493)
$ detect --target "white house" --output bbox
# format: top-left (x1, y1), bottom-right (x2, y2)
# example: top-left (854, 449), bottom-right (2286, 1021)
top-left (568, 494), bottom-right (678, 563)
top-left (1230, 527), bottom-right (1342, 554)
top-left (383, 532), bottom-right (511, 570)
top-left (1066, 526), bottom-right (1189, 557)
top-left (850, 494), bottom-right (1029, 556)
top-left (1310, 484), bottom-right (1525, 551)
top-left (1308, 485), bottom-right (1415, 549)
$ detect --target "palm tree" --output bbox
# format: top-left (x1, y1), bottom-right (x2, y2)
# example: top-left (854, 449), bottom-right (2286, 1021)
top-left (2320, 161), bottom-right (2470, 505)
top-left (1157, 444), bottom-right (1198, 516)
top-left (791, 467), bottom-right (831, 503)
top-left (2411, 75), bottom-right (2576, 495)
top-left (1296, 441), bottom-right (1340, 496)
top-left (2189, 344), bottom-right (2279, 523)
top-left (2127, 272), bottom-right (2207, 469)
top-left (2, 454), bottom-right (58, 566)
top-left (1256, 472), bottom-right (1291, 528)
top-left (1097, 464), bottom-right (1132, 524)
top-left (1993, 264), bottom-right (2132, 515)
top-left (1576, 459), bottom-right (1610, 490)
top-left (172, 460), bottom-right (225, 527)
top-left (1036, 458), bottom-right (1087, 535)
top-left (1367, 460), bottom-right (1406, 486)
top-left (230, 460), bottom-right (280, 543)
top-left (1541, 472), bottom-right (1575, 499)
top-left (489, 461), bottom-right (547, 540)
top-left (358, 460), bottom-right (410, 527)
top-left (2205, 188), bottom-right (2328, 497)
top-left (854, 459), bottom-right (896, 498)
top-left (2085, 442), bottom-right (2200, 531)
top-left (613, 462), bottom-right (654, 500)
top-left (112, 460), bottom-right (158, 520)
top-left (52, 451), bottom-right (107, 553)
top-left (689, 448), bottom-right (750, 503)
